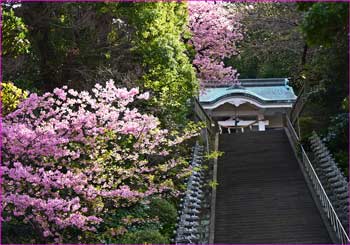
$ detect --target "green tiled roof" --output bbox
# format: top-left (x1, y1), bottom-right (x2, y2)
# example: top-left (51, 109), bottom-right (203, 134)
top-left (199, 78), bottom-right (297, 104)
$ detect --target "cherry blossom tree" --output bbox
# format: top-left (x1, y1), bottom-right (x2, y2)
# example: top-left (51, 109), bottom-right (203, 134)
top-left (2, 80), bottom-right (198, 243)
top-left (188, 1), bottom-right (244, 89)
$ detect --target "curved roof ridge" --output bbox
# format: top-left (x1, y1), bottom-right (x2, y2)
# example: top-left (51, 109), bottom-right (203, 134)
top-left (199, 78), bottom-right (297, 104)
top-left (204, 78), bottom-right (289, 88)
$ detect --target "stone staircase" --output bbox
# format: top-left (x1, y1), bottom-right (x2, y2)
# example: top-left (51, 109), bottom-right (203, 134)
top-left (214, 129), bottom-right (332, 243)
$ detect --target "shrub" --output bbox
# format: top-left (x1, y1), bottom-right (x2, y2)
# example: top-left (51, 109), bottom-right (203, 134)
top-left (1, 82), bottom-right (28, 116)
top-left (121, 229), bottom-right (169, 244)
top-left (299, 116), bottom-right (314, 139)
top-left (147, 198), bottom-right (177, 237)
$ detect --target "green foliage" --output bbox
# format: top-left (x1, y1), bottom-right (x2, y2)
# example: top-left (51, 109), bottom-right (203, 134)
top-left (147, 198), bottom-right (177, 237)
top-left (227, 3), bottom-right (304, 79)
top-left (299, 116), bottom-right (315, 140)
top-left (123, 2), bottom-right (198, 125)
top-left (1, 82), bottom-right (28, 116)
top-left (323, 113), bottom-right (349, 176)
top-left (2, 221), bottom-right (37, 244)
top-left (2, 8), bottom-right (30, 57)
top-left (6, 3), bottom-right (142, 91)
top-left (302, 33), bottom-right (348, 118)
top-left (300, 3), bottom-right (349, 46)
top-left (209, 180), bottom-right (219, 189)
top-left (11, 79), bottom-right (41, 94)
top-left (341, 96), bottom-right (349, 111)
top-left (297, 3), bottom-right (348, 176)
top-left (5, 2), bottom-right (198, 128)
top-left (91, 203), bottom-right (157, 244)
top-left (334, 151), bottom-right (348, 176)
top-left (205, 151), bottom-right (224, 160)
top-left (120, 229), bottom-right (168, 244)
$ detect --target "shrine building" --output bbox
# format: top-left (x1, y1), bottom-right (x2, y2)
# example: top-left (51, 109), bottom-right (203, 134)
top-left (199, 78), bottom-right (297, 133)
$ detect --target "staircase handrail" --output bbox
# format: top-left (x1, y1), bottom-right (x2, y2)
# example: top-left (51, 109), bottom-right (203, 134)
top-left (286, 115), bottom-right (350, 244)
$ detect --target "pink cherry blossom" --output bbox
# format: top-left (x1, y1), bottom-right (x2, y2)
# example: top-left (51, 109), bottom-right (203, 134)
top-left (188, 1), bottom-right (244, 89)
top-left (2, 80), bottom-right (199, 242)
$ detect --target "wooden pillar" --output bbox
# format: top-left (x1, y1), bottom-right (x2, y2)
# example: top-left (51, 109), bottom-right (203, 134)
top-left (258, 112), bottom-right (265, 131)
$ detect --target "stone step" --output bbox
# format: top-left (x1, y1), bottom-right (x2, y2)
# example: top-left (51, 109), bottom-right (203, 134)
top-left (214, 130), bottom-right (332, 243)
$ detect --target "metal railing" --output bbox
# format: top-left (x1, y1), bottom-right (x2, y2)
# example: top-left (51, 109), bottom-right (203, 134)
top-left (286, 116), bottom-right (350, 244)
top-left (286, 114), bottom-right (300, 145)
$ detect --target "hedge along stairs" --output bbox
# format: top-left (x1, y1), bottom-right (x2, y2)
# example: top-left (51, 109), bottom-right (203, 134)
top-left (214, 129), bottom-right (332, 243)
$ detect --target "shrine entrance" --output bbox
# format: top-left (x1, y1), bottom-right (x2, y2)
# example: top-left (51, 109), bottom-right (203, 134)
top-left (199, 78), bottom-right (297, 133)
